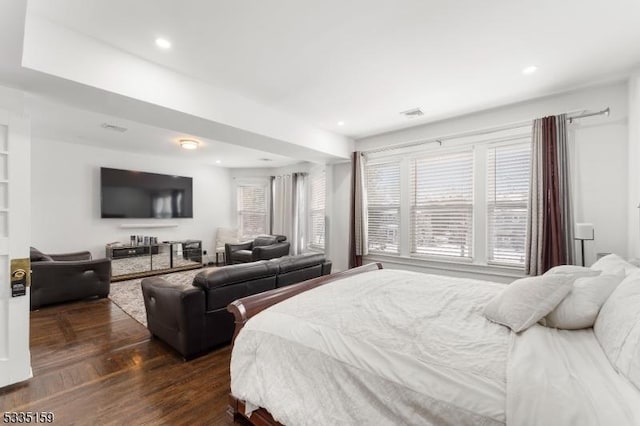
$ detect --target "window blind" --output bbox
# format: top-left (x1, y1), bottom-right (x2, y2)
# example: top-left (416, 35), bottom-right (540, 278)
top-left (237, 184), bottom-right (267, 239)
top-left (487, 142), bottom-right (531, 266)
top-left (366, 161), bottom-right (401, 254)
top-left (410, 150), bottom-right (474, 259)
top-left (309, 172), bottom-right (326, 249)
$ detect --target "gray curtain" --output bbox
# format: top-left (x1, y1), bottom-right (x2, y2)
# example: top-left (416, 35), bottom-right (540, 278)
top-left (556, 115), bottom-right (575, 265)
top-left (272, 172), bottom-right (307, 255)
top-left (526, 120), bottom-right (544, 275)
top-left (525, 114), bottom-right (574, 275)
top-left (349, 152), bottom-right (368, 268)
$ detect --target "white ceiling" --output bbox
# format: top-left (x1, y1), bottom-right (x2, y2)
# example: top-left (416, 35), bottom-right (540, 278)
top-left (26, 0), bottom-right (640, 139)
top-left (27, 96), bottom-right (300, 168)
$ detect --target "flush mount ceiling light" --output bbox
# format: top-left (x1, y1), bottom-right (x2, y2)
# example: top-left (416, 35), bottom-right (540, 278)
top-left (337, 121), bottom-right (345, 126)
top-left (179, 139), bottom-right (199, 150)
top-left (522, 65), bottom-right (538, 75)
top-left (215, 160), bottom-right (221, 164)
top-left (155, 37), bottom-right (172, 49)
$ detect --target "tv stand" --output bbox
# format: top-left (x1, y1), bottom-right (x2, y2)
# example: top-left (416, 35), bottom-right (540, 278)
top-left (107, 240), bottom-right (202, 282)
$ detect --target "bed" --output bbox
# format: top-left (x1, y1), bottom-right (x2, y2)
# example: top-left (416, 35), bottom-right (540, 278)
top-left (227, 263), bottom-right (640, 426)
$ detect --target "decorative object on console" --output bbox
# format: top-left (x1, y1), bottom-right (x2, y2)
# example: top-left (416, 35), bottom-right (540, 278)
top-left (575, 223), bottom-right (595, 266)
top-left (30, 247), bottom-right (111, 310)
top-left (225, 235), bottom-right (289, 265)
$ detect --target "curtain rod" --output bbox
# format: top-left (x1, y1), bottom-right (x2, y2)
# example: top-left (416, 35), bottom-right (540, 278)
top-left (568, 107), bottom-right (610, 123)
top-left (364, 107), bottom-right (610, 155)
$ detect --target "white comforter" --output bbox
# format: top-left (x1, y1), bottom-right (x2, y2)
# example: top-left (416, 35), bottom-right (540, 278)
top-left (230, 268), bottom-right (640, 426)
top-left (508, 325), bottom-right (640, 426)
top-left (231, 269), bottom-right (510, 425)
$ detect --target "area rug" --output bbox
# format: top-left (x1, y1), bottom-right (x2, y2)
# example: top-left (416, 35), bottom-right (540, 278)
top-left (108, 266), bottom-right (217, 326)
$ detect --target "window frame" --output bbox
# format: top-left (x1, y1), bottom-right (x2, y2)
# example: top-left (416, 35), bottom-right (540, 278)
top-left (485, 138), bottom-right (531, 267)
top-left (363, 128), bottom-right (531, 271)
top-left (365, 159), bottom-right (402, 255)
top-left (235, 178), bottom-right (271, 240)
top-left (307, 169), bottom-right (326, 252)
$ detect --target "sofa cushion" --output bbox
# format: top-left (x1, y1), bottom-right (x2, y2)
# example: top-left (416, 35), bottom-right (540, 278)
top-left (193, 261), bottom-right (278, 291)
top-left (272, 253), bottom-right (327, 274)
top-left (232, 249), bottom-right (253, 263)
top-left (253, 235), bottom-right (278, 247)
top-left (30, 247), bottom-right (53, 262)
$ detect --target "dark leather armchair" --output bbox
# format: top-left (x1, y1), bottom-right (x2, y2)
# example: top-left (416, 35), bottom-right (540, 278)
top-left (30, 247), bottom-right (111, 310)
top-left (225, 235), bottom-right (290, 265)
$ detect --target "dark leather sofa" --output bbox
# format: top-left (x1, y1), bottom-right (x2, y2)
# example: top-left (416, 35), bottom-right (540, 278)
top-left (225, 235), bottom-right (290, 265)
top-left (141, 253), bottom-right (332, 359)
top-left (30, 247), bottom-right (112, 310)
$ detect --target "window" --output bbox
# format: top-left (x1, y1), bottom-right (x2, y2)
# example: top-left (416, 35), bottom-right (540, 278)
top-left (410, 150), bottom-right (474, 259)
top-left (364, 125), bottom-right (532, 270)
top-left (237, 183), bottom-right (268, 239)
top-left (487, 142), bottom-right (531, 266)
top-left (308, 171), bottom-right (326, 250)
top-left (366, 161), bottom-right (400, 254)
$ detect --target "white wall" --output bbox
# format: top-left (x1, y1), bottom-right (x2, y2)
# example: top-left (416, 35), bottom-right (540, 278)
top-left (628, 72), bottom-right (640, 259)
top-left (355, 81), bottom-right (630, 275)
top-left (31, 138), bottom-right (232, 260)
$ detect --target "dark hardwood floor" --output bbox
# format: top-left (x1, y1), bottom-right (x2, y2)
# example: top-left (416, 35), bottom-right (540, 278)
top-left (0, 298), bottom-right (240, 425)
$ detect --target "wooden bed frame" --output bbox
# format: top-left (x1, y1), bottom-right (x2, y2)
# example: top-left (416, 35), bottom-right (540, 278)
top-left (226, 262), bottom-right (383, 425)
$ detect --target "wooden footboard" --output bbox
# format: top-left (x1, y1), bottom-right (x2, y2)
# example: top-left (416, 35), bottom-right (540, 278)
top-left (226, 263), bottom-right (383, 425)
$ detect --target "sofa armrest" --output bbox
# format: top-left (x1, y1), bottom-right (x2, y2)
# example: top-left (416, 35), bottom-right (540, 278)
top-left (48, 251), bottom-right (93, 261)
top-left (141, 277), bottom-right (206, 359)
top-left (322, 261), bottom-right (332, 276)
top-left (30, 259), bottom-right (111, 309)
top-left (225, 241), bottom-right (253, 265)
top-left (252, 242), bottom-right (290, 261)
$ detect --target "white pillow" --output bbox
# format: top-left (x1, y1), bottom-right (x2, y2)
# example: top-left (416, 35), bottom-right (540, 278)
top-left (544, 265), bottom-right (601, 279)
top-left (484, 274), bottom-right (574, 332)
top-left (541, 271), bottom-right (624, 330)
top-left (594, 271), bottom-right (640, 390)
top-left (591, 254), bottom-right (639, 276)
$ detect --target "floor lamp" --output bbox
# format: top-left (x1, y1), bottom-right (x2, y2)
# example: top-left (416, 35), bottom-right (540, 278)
top-left (575, 223), bottom-right (595, 267)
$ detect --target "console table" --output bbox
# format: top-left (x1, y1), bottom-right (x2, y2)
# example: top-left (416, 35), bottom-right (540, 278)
top-left (107, 240), bottom-right (203, 281)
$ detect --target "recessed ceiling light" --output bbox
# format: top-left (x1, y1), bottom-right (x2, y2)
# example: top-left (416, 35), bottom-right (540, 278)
top-left (179, 139), bottom-right (199, 150)
top-left (522, 65), bottom-right (538, 75)
top-left (155, 38), bottom-right (172, 49)
top-left (337, 121), bottom-right (345, 126)
top-left (215, 160), bottom-right (221, 164)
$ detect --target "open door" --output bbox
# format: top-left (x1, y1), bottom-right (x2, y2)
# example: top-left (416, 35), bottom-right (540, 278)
top-left (0, 107), bottom-right (32, 387)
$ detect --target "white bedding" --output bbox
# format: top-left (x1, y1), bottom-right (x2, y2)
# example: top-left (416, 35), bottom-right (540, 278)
top-left (508, 325), bottom-right (640, 426)
top-left (231, 269), bottom-right (510, 425)
top-left (230, 268), bottom-right (640, 426)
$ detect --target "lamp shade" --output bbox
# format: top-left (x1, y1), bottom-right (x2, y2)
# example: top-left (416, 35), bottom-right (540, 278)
top-left (575, 223), bottom-right (594, 240)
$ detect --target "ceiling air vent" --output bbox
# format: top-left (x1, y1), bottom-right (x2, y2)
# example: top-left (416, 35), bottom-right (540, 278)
top-left (400, 108), bottom-right (424, 118)
top-left (101, 123), bottom-right (128, 133)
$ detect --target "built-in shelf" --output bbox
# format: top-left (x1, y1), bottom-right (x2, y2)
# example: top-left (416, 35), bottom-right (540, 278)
top-left (119, 224), bottom-right (179, 229)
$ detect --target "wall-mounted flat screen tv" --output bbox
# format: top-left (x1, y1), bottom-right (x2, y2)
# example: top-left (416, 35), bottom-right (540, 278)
top-left (100, 167), bottom-right (193, 218)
